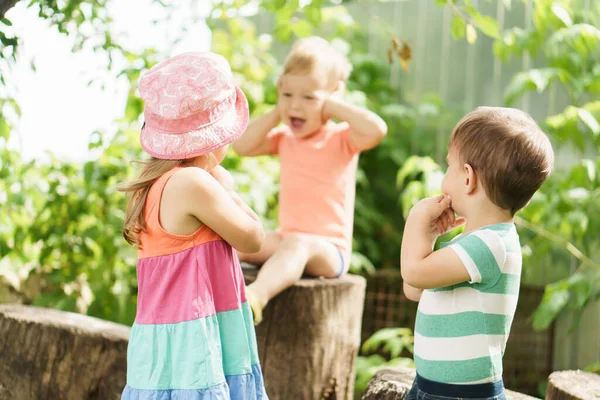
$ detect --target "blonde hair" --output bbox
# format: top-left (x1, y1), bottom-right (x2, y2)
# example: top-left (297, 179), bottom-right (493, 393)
top-left (283, 36), bottom-right (352, 85)
top-left (119, 158), bottom-right (186, 247)
top-left (449, 107), bottom-right (554, 215)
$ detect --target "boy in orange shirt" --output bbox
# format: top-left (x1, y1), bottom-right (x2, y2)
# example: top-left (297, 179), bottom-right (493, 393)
top-left (233, 36), bottom-right (387, 324)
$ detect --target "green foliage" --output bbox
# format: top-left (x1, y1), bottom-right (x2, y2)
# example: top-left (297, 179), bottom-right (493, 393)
top-left (443, 1), bottom-right (500, 43)
top-left (584, 361), bottom-right (600, 374)
top-left (354, 328), bottom-right (415, 397)
top-left (0, 126), bottom-right (139, 323)
top-left (0, 0), bottom-right (598, 357)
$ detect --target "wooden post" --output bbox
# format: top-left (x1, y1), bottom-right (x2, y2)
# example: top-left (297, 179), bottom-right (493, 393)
top-left (362, 367), bottom-right (540, 400)
top-left (547, 370), bottom-right (600, 400)
top-left (244, 267), bottom-right (366, 400)
top-left (0, 304), bottom-right (129, 400)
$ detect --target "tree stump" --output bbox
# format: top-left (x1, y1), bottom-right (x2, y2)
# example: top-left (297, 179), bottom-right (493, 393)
top-left (243, 267), bottom-right (366, 400)
top-left (0, 304), bottom-right (130, 400)
top-left (362, 367), bottom-right (539, 400)
top-left (547, 370), bottom-right (600, 400)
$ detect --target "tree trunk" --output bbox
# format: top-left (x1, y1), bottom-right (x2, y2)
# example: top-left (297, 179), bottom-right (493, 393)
top-left (362, 367), bottom-right (539, 400)
top-left (243, 267), bottom-right (366, 400)
top-left (546, 370), bottom-right (600, 400)
top-left (0, 0), bottom-right (18, 20)
top-left (0, 304), bottom-right (130, 400)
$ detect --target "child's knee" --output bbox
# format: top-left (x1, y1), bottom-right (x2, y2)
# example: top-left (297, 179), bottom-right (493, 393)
top-left (279, 234), bottom-right (311, 253)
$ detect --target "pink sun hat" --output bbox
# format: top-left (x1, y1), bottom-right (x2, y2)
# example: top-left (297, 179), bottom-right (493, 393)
top-left (138, 52), bottom-right (249, 160)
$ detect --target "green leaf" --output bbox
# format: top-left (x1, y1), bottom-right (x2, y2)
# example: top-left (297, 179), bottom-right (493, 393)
top-left (400, 181), bottom-right (425, 218)
top-left (577, 108), bottom-right (600, 136)
top-left (451, 15), bottom-right (466, 40)
top-left (567, 274), bottom-right (592, 310)
top-left (292, 19), bottom-right (312, 38)
top-left (583, 361), bottom-right (600, 374)
top-left (349, 252), bottom-right (376, 275)
top-left (262, 0), bottom-right (286, 12)
top-left (125, 97), bottom-right (143, 123)
top-left (396, 156), bottom-right (441, 190)
top-left (1, 18), bottom-right (12, 26)
top-left (472, 14), bottom-right (500, 39)
top-left (532, 282), bottom-right (570, 330)
top-left (551, 4), bottom-right (572, 27)
top-left (569, 160), bottom-right (597, 187)
top-left (288, 0), bottom-right (299, 12)
top-left (466, 24), bottom-right (477, 44)
top-left (546, 24), bottom-right (600, 60)
top-left (274, 19), bottom-right (293, 42)
top-left (362, 328), bottom-right (413, 355)
top-left (303, 0), bottom-right (323, 25)
top-left (6, 98), bottom-right (22, 117)
top-left (504, 68), bottom-right (565, 105)
top-left (0, 119), bottom-right (9, 141)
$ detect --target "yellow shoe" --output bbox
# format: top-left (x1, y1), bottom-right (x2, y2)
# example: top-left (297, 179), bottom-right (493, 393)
top-left (246, 290), bottom-right (263, 326)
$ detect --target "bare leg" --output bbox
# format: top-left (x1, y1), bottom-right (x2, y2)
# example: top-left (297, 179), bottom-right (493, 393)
top-left (237, 231), bottom-right (282, 265)
top-left (246, 234), bottom-right (341, 310)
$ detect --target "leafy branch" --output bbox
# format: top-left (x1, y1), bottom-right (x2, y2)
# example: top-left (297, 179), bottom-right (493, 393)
top-left (355, 0), bottom-right (413, 71)
top-left (440, 0), bottom-right (500, 43)
top-left (516, 216), bottom-right (599, 271)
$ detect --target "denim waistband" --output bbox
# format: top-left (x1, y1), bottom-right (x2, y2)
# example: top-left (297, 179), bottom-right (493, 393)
top-left (415, 374), bottom-right (505, 398)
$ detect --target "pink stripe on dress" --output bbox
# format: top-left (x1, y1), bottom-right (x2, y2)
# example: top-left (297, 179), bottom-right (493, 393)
top-left (135, 240), bottom-right (247, 325)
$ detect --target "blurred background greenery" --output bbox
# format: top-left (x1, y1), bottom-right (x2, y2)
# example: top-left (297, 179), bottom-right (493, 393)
top-left (1, 0), bottom-right (599, 396)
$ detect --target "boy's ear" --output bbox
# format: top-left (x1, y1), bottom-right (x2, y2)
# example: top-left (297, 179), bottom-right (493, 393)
top-left (463, 163), bottom-right (477, 194)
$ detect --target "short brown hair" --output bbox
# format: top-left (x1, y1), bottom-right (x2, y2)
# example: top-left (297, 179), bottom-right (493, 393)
top-left (449, 107), bottom-right (554, 215)
top-left (282, 36), bottom-right (352, 85)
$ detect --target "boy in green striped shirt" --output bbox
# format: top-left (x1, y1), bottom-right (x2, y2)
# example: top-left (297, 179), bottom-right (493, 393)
top-left (400, 107), bottom-right (554, 400)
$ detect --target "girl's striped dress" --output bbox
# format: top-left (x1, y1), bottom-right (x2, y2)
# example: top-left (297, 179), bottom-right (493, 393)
top-left (122, 167), bottom-right (268, 400)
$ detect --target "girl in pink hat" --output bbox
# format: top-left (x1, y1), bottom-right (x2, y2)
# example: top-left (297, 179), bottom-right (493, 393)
top-left (119, 52), bottom-right (268, 399)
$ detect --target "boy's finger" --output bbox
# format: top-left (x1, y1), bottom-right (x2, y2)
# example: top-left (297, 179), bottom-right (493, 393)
top-left (436, 221), bottom-right (445, 235)
top-left (445, 211), bottom-right (453, 229)
top-left (436, 195), bottom-right (452, 213)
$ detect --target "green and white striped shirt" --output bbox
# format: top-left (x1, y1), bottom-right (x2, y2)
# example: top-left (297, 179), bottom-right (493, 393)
top-left (414, 223), bottom-right (521, 384)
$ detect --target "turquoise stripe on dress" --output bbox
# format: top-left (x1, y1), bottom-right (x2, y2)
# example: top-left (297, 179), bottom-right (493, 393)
top-left (241, 301), bottom-right (261, 366)
top-left (127, 303), bottom-right (260, 391)
top-left (218, 303), bottom-right (259, 376)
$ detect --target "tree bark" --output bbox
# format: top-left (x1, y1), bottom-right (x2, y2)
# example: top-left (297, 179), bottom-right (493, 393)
top-left (0, 0), bottom-right (18, 20)
top-left (362, 367), bottom-right (540, 400)
top-left (244, 267), bottom-right (366, 400)
top-left (0, 304), bottom-right (130, 400)
top-left (546, 370), bottom-right (600, 400)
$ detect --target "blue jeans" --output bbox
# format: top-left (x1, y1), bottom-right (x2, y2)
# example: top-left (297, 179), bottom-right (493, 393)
top-left (406, 374), bottom-right (507, 400)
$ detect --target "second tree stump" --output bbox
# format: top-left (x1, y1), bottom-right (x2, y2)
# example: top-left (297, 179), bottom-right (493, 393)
top-left (244, 267), bottom-right (366, 400)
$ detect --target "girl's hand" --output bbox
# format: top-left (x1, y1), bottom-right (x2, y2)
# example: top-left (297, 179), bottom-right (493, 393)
top-left (321, 81), bottom-right (346, 121)
top-left (209, 166), bottom-right (259, 221)
top-left (229, 191), bottom-right (260, 221)
top-left (409, 195), bottom-right (466, 239)
top-left (209, 165), bottom-right (235, 192)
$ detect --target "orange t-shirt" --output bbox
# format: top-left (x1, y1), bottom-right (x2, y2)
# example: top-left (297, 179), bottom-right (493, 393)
top-left (268, 122), bottom-right (360, 258)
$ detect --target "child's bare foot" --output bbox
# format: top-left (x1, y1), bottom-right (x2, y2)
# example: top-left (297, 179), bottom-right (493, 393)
top-left (245, 287), bottom-right (267, 326)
